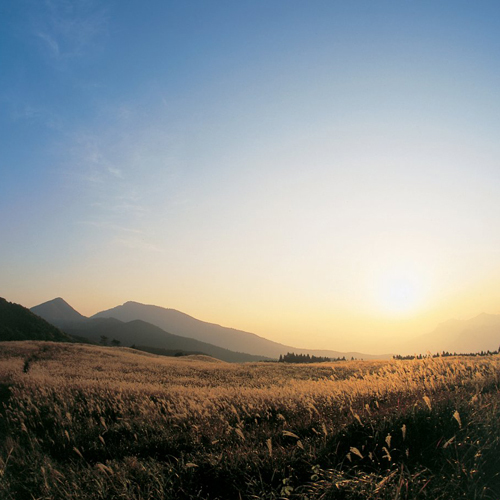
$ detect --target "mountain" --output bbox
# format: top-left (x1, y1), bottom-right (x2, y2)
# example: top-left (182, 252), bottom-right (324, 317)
top-left (400, 312), bottom-right (500, 355)
top-left (60, 317), bottom-right (269, 363)
top-left (0, 297), bottom-right (74, 342)
top-left (92, 301), bottom-right (387, 359)
top-left (31, 297), bottom-right (87, 326)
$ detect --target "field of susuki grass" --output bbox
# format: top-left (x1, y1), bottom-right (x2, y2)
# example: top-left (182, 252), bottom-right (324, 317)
top-left (1, 341), bottom-right (499, 499)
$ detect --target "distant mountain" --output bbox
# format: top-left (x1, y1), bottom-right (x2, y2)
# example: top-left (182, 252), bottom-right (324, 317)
top-left (0, 297), bottom-right (74, 342)
top-left (31, 297), bottom-right (87, 326)
top-left (400, 312), bottom-right (500, 355)
top-left (59, 317), bottom-right (269, 363)
top-left (92, 301), bottom-right (387, 359)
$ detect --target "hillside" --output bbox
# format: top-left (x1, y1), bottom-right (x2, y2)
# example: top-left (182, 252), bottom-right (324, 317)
top-left (61, 317), bottom-right (270, 363)
top-left (92, 301), bottom-right (387, 359)
top-left (0, 297), bottom-right (74, 342)
top-left (1, 342), bottom-right (499, 499)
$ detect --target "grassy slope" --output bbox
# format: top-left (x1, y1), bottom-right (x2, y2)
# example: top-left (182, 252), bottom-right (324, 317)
top-left (0, 342), bottom-right (499, 499)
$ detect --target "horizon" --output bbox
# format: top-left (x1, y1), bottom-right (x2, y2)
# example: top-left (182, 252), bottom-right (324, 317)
top-left (21, 294), bottom-right (499, 356)
top-left (2, 1), bottom-right (500, 353)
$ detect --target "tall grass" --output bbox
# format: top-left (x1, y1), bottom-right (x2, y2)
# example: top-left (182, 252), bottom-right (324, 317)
top-left (0, 341), bottom-right (499, 499)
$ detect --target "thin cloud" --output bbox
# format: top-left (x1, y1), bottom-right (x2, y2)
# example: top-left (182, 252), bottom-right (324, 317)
top-left (78, 220), bottom-right (162, 253)
top-left (107, 166), bottom-right (124, 179)
top-left (6, 100), bottom-right (63, 131)
top-left (57, 99), bottom-right (186, 258)
top-left (114, 237), bottom-right (164, 253)
top-left (36, 31), bottom-right (60, 58)
top-left (78, 220), bottom-right (144, 235)
top-left (35, 0), bottom-right (109, 61)
top-left (111, 202), bottom-right (148, 214)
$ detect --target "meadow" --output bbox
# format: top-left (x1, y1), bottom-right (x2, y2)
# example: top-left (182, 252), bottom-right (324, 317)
top-left (0, 341), bottom-right (499, 499)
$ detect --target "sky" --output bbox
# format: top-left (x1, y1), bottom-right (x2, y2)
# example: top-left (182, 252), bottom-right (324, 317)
top-left (2, 0), bottom-right (500, 353)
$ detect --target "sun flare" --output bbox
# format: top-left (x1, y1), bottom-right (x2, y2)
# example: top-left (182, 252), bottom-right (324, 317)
top-left (380, 278), bottom-right (419, 312)
top-left (375, 268), bottom-right (428, 315)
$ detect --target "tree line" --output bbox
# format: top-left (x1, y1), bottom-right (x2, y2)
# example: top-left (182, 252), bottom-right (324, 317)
top-left (278, 352), bottom-right (348, 363)
top-left (393, 348), bottom-right (500, 360)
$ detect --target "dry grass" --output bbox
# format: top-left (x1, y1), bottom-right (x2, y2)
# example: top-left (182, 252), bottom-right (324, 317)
top-left (0, 341), bottom-right (499, 499)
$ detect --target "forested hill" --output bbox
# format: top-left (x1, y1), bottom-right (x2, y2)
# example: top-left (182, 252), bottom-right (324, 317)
top-left (0, 297), bottom-right (74, 342)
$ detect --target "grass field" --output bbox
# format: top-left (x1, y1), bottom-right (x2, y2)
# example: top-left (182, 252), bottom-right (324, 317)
top-left (0, 341), bottom-right (499, 499)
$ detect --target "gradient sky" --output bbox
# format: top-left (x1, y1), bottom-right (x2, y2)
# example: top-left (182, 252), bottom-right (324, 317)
top-left (2, 1), bottom-right (500, 353)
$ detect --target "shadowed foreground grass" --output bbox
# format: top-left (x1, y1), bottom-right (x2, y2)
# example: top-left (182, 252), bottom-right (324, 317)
top-left (0, 341), bottom-right (499, 499)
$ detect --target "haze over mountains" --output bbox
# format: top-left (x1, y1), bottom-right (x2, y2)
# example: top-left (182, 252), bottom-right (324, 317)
top-left (29, 298), bottom-right (268, 362)
top-left (60, 317), bottom-right (269, 363)
top-left (1, 295), bottom-right (497, 360)
top-left (31, 298), bottom-right (385, 360)
top-left (92, 301), bottom-right (381, 359)
top-left (400, 313), bottom-right (500, 354)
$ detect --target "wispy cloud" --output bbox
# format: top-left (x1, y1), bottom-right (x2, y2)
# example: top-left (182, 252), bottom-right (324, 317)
top-left (36, 31), bottom-right (60, 58)
top-left (114, 237), bottom-right (164, 253)
top-left (107, 166), bottom-right (123, 179)
top-left (78, 220), bottom-right (144, 235)
top-left (35, 0), bottom-right (109, 61)
top-left (3, 98), bottom-right (64, 131)
top-left (78, 220), bottom-right (163, 253)
top-left (59, 101), bottom-right (184, 253)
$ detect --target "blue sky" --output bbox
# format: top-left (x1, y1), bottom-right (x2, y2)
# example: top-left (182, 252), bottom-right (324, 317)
top-left (2, 1), bottom-right (500, 352)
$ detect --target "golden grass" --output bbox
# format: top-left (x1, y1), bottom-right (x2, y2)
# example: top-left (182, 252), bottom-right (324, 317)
top-left (0, 341), bottom-right (499, 499)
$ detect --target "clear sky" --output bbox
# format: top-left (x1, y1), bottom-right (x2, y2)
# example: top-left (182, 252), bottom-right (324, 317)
top-left (2, 1), bottom-right (500, 353)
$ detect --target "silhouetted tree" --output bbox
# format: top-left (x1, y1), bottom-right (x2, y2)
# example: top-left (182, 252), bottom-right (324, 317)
top-left (278, 352), bottom-right (333, 363)
top-left (111, 339), bottom-right (121, 346)
top-left (99, 335), bottom-right (108, 346)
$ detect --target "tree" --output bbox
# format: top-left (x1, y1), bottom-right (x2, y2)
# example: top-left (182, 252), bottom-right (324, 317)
top-left (111, 339), bottom-right (121, 346)
top-left (99, 335), bottom-right (108, 346)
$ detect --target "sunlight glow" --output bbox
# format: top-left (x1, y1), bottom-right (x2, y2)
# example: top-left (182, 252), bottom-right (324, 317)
top-left (375, 269), bottom-right (427, 315)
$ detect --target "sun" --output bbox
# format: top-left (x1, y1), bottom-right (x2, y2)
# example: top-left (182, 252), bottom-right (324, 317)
top-left (375, 269), bottom-right (427, 315)
top-left (380, 278), bottom-right (419, 312)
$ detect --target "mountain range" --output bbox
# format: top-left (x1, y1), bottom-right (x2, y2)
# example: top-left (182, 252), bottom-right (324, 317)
top-left (4, 296), bottom-right (498, 360)
top-left (30, 298), bottom-right (386, 360)
top-left (29, 298), bottom-right (268, 362)
top-left (92, 301), bottom-right (382, 359)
